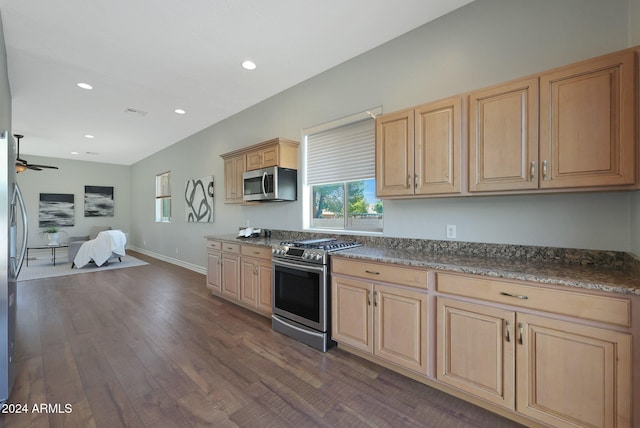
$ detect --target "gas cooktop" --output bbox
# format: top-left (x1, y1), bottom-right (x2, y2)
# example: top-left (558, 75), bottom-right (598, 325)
top-left (272, 238), bottom-right (362, 264)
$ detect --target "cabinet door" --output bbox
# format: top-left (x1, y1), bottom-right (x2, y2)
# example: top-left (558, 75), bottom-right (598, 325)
top-left (257, 259), bottom-right (272, 314)
top-left (223, 157), bottom-right (236, 202)
top-left (414, 96), bottom-right (462, 195)
top-left (331, 276), bottom-right (373, 353)
top-left (437, 298), bottom-right (515, 409)
top-left (469, 77), bottom-right (539, 192)
top-left (374, 284), bottom-right (428, 374)
top-left (221, 253), bottom-right (240, 299)
top-left (206, 250), bottom-right (222, 293)
top-left (240, 257), bottom-right (258, 306)
top-left (233, 155), bottom-right (246, 203)
top-left (539, 50), bottom-right (636, 189)
top-left (375, 109), bottom-right (415, 197)
top-left (516, 313), bottom-right (631, 428)
top-left (261, 146), bottom-right (279, 168)
top-left (223, 155), bottom-right (246, 203)
top-left (246, 150), bottom-right (262, 171)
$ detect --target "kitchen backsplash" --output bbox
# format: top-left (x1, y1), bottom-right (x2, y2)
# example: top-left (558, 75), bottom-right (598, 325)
top-left (270, 229), bottom-right (638, 272)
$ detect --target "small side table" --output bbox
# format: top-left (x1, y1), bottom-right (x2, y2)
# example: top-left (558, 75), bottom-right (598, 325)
top-left (26, 244), bottom-right (69, 266)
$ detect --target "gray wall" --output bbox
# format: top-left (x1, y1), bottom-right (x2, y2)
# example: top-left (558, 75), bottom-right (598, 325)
top-left (15, 155), bottom-right (130, 247)
top-left (129, 0), bottom-right (639, 269)
top-left (12, 0), bottom-right (640, 268)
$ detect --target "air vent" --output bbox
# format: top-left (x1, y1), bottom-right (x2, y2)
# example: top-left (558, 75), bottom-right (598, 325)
top-left (124, 107), bottom-right (148, 117)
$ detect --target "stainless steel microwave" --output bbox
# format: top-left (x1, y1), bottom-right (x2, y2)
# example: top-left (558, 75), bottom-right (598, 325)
top-left (242, 166), bottom-right (297, 202)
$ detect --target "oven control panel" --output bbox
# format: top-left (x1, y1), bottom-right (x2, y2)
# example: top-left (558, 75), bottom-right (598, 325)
top-left (271, 245), bottom-right (328, 264)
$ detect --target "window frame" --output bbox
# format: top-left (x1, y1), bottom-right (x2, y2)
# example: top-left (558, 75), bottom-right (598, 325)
top-left (303, 107), bottom-right (383, 234)
top-left (155, 171), bottom-right (172, 223)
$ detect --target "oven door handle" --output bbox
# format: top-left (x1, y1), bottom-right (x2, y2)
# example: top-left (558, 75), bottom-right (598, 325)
top-left (272, 258), bottom-right (326, 274)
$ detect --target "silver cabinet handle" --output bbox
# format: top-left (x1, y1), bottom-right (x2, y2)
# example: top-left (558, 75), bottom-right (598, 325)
top-left (367, 290), bottom-right (371, 306)
top-left (518, 322), bottom-right (524, 345)
top-left (365, 270), bottom-right (380, 275)
top-left (373, 291), bottom-right (378, 307)
top-left (505, 320), bottom-right (511, 342)
top-left (542, 160), bottom-right (548, 180)
top-left (500, 291), bottom-right (528, 300)
top-left (530, 161), bottom-right (536, 181)
top-left (406, 174), bottom-right (411, 188)
top-left (414, 174), bottom-right (418, 189)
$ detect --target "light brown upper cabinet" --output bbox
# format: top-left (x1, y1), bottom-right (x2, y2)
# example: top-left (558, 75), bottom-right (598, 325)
top-left (222, 154), bottom-right (246, 204)
top-left (221, 137), bottom-right (299, 204)
top-left (378, 46), bottom-right (638, 198)
top-left (469, 78), bottom-right (539, 192)
top-left (539, 50), bottom-right (636, 188)
top-left (376, 96), bottom-right (462, 197)
top-left (245, 138), bottom-right (299, 171)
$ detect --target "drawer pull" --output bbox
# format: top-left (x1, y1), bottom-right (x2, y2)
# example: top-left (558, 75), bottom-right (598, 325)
top-left (365, 270), bottom-right (380, 275)
top-left (505, 320), bottom-right (511, 343)
top-left (500, 291), bottom-right (528, 300)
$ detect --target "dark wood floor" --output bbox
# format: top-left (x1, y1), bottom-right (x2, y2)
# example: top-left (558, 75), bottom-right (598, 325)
top-left (2, 252), bottom-right (524, 428)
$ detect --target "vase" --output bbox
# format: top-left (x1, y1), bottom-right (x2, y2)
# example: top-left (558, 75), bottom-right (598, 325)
top-left (48, 232), bottom-right (59, 246)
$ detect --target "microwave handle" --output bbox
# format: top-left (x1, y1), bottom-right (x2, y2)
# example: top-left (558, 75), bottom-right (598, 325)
top-left (262, 171), bottom-right (268, 197)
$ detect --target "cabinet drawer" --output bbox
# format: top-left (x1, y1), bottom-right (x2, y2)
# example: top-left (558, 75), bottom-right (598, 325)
top-left (436, 273), bottom-right (631, 327)
top-left (332, 258), bottom-right (427, 289)
top-left (221, 242), bottom-right (241, 254)
top-left (206, 240), bottom-right (222, 251)
top-left (241, 245), bottom-right (271, 260)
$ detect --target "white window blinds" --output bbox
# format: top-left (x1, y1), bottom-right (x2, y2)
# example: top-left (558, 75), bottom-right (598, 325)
top-left (306, 117), bottom-right (375, 185)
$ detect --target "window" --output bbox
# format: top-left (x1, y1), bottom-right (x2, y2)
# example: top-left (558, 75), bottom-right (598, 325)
top-left (305, 109), bottom-right (383, 232)
top-left (155, 171), bottom-right (171, 222)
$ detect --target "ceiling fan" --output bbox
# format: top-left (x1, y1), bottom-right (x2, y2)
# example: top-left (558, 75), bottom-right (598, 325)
top-left (14, 134), bottom-right (59, 173)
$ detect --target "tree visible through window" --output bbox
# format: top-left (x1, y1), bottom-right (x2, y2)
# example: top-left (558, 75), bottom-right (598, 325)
top-left (311, 179), bottom-right (382, 231)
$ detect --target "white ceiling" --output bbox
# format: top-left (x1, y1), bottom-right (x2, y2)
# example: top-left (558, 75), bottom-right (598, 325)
top-left (1, 0), bottom-right (473, 166)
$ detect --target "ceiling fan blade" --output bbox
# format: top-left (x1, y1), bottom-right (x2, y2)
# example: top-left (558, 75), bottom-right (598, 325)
top-left (27, 165), bottom-right (43, 171)
top-left (28, 164), bottom-right (59, 169)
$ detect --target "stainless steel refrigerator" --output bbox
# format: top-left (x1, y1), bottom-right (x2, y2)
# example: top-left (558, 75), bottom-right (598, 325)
top-left (1, 130), bottom-right (27, 402)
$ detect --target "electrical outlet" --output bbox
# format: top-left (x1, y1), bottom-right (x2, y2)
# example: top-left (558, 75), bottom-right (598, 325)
top-left (446, 224), bottom-right (457, 239)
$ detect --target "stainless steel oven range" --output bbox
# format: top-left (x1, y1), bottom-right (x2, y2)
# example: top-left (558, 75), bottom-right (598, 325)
top-left (271, 238), bottom-right (361, 352)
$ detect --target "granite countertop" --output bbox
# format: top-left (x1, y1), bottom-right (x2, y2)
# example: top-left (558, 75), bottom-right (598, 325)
top-left (333, 247), bottom-right (640, 296)
top-left (205, 234), bottom-right (640, 296)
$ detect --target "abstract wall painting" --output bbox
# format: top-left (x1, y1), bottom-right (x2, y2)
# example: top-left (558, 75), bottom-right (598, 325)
top-left (84, 185), bottom-right (114, 217)
top-left (39, 193), bottom-right (75, 227)
top-left (185, 176), bottom-right (214, 222)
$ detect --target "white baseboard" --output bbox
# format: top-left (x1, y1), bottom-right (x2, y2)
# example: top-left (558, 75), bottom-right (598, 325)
top-left (127, 246), bottom-right (206, 275)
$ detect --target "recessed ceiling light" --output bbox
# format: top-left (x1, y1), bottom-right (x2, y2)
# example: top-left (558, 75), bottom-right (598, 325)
top-left (71, 151), bottom-right (79, 155)
top-left (174, 109), bottom-right (186, 115)
top-left (241, 60), bottom-right (257, 70)
top-left (84, 134), bottom-right (95, 139)
top-left (77, 82), bottom-right (93, 90)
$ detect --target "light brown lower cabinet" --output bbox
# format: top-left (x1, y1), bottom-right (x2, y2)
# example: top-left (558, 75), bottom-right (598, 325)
top-left (206, 241), bottom-right (222, 294)
top-left (437, 291), bottom-right (632, 428)
top-left (516, 313), bottom-right (631, 428)
top-left (330, 260), bottom-right (635, 427)
top-left (240, 253), bottom-right (272, 316)
top-left (205, 240), bottom-right (272, 317)
top-left (331, 275), bottom-right (428, 375)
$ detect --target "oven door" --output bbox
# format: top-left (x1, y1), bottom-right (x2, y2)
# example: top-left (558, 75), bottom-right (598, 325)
top-left (272, 258), bottom-right (327, 333)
